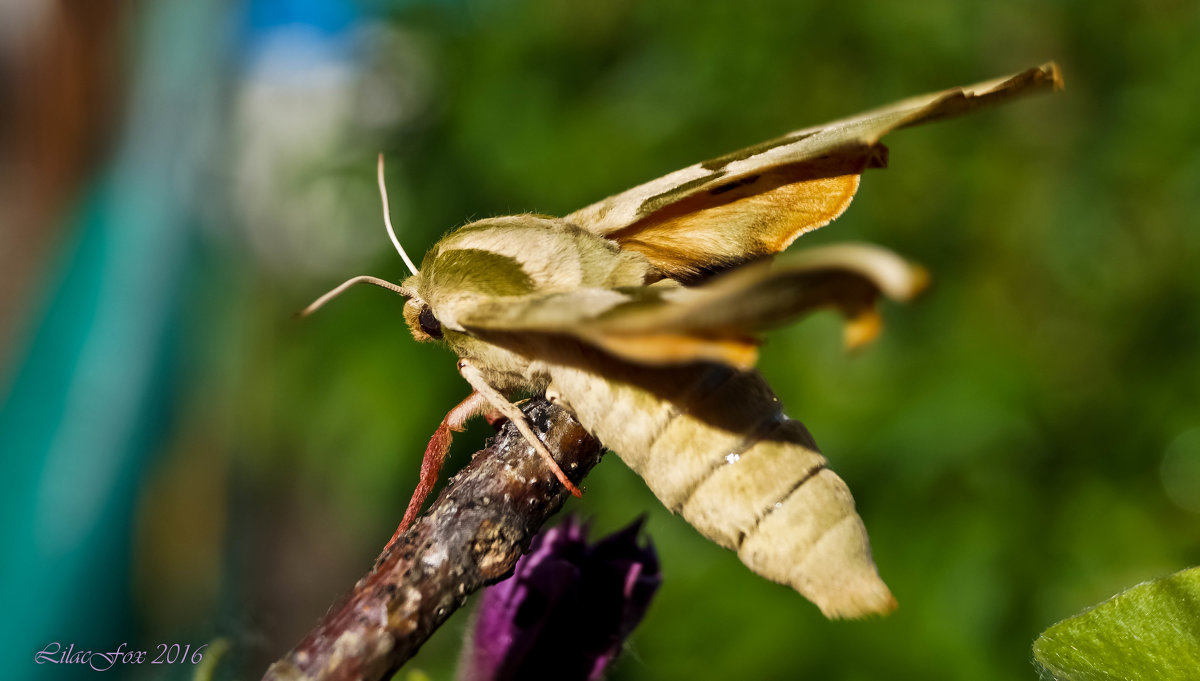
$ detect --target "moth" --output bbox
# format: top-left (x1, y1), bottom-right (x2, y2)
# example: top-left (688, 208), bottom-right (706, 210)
top-left (304, 63), bottom-right (1062, 618)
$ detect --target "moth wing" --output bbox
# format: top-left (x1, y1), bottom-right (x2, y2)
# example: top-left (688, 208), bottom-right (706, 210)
top-left (455, 243), bottom-right (927, 370)
top-left (566, 63), bottom-right (1062, 280)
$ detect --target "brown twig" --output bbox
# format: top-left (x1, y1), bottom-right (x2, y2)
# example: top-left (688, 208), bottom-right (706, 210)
top-left (261, 397), bottom-right (606, 681)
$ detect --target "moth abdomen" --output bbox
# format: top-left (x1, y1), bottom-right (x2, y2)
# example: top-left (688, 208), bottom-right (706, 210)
top-left (681, 418), bottom-right (893, 619)
top-left (548, 363), bottom-right (894, 618)
top-left (675, 418), bottom-right (827, 546)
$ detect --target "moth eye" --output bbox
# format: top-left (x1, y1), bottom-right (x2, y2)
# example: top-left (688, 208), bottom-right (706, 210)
top-left (418, 305), bottom-right (443, 339)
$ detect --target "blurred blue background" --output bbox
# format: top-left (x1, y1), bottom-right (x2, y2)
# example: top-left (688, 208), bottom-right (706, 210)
top-left (2, 1), bottom-right (1198, 679)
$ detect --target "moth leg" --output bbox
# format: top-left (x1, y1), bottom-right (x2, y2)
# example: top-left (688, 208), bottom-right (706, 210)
top-left (387, 390), bottom-right (489, 548)
top-left (458, 361), bottom-right (584, 498)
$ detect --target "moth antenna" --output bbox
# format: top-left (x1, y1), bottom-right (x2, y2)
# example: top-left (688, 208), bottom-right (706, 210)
top-left (377, 153), bottom-right (419, 277)
top-left (297, 275), bottom-right (411, 318)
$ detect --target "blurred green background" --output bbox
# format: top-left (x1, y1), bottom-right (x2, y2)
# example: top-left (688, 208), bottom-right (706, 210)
top-left (2, 1), bottom-right (1199, 679)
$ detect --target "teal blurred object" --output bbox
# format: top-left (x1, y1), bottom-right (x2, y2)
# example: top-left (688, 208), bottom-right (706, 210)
top-left (0, 2), bottom-right (227, 677)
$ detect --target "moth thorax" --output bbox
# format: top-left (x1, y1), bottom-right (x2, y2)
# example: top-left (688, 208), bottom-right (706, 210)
top-left (428, 216), bottom-right (637, 294)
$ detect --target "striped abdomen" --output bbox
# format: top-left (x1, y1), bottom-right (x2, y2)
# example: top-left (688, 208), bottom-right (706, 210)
top-left (547, 362), bottom-right (896, 618)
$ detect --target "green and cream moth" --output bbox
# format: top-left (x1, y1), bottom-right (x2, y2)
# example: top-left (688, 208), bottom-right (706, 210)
top-left (305, 63), bottom-right (1062, 618)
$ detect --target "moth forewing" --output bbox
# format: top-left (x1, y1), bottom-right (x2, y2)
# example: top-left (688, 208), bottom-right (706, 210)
top-left (566, 62), bottom-right (1062, 280)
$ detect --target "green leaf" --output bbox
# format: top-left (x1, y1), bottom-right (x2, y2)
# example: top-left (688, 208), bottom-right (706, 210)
top-left (1033, 566), bottom-right (1200, 680)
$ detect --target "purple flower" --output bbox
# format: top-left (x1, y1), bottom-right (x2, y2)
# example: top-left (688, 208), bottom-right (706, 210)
top-left (459, 516), bottom-right (660, 681)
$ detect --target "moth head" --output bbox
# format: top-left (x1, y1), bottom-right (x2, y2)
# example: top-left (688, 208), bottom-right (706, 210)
top-left (402, 293), bottom-right (443, 343)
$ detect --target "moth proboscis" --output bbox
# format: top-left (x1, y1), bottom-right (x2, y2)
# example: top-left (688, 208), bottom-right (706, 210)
top-left (303, 63), bottom-right (1063, 618)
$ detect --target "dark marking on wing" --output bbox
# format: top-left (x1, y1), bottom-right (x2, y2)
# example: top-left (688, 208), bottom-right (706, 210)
top-left (637, 170), bottom-right (727, 218)
top-left (699, 131), bottom-right (817, 172)
top-left (708, 174), bottom-right (761, 196)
